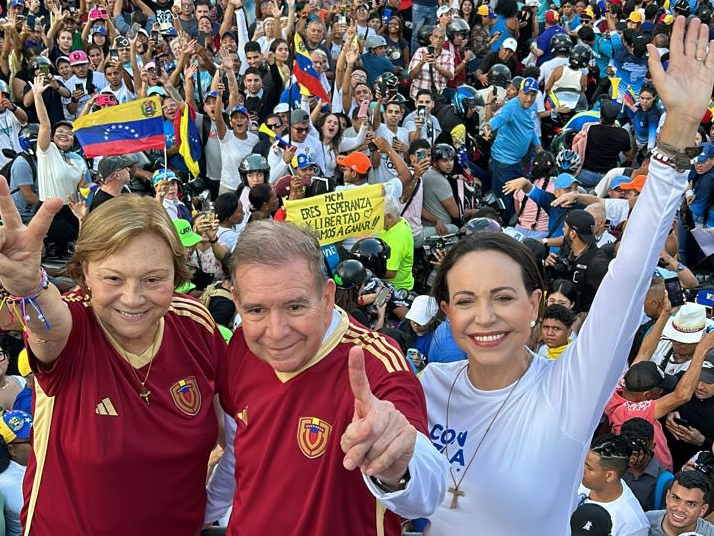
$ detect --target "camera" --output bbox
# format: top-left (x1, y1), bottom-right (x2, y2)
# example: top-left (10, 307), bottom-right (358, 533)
top-left (545, 255), bottom-right (571, 280)
top-left (423, 233), bottom-right (460, 262)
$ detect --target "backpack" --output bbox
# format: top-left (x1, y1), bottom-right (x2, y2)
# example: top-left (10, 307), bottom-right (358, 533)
top-left (570, 123), bottom-right (592, 176)
top-left (199, 281), bottom-right (233, 309)
top-left (1, 152), bottom-right (37, 195)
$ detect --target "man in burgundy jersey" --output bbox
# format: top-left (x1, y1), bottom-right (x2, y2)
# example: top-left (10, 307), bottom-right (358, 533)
top-left (206, 220), bottom-right (447, 536)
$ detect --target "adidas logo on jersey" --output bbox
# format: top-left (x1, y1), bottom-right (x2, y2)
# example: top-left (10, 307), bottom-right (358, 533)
top-left (95, 398), bottom-right (118, 416)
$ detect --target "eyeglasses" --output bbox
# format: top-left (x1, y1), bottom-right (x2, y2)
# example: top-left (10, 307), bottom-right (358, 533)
top-left (292, 126), bottom-right (310, 134)
top-left (267, 123), bottom-right (282, 129)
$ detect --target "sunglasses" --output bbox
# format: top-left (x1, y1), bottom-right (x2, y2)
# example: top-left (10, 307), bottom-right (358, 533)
top-left (267, 123), bottom-right (282, 129)
top-left (292, 126), bottom-right (310, 134)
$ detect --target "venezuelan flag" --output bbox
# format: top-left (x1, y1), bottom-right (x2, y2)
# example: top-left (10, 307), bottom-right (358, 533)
top-left (173, 104), bottom-right (202, 178)
top-left (73, 97), bottom-right (165, 158)
top-left (293, 33), bottom-right (331, 103)
top-left (622, 85), bottom-right (636, 108)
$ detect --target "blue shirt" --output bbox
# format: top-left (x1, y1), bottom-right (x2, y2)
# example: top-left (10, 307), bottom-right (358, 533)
top-left (360, 52), bottom-right (396, 86)
top-left (611, 32), bottom-right (649, 98)
top-left (537, 25), bottom-right (568, 65)
top-left (632, 102), bottom-right (664, 149)
top-left (427, 319), bottom-right (467, 363)
top-left (490, 15), bottom-right (512, 51)
top-left (163, 119), bottom-right (187, 172)
top-left (690, 169), bottom-right (714, 226)
top-left (490, 98), bottom-right (541, 165)
top-left (527, 185), bottom-right (568, 238)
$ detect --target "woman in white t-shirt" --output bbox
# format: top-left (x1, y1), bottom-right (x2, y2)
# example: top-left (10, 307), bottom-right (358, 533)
top-left (314, 112), bottom-right (367, 178)
top-left (215, 98), bottom-right (259, 196)
top-left (215, 191), bottom-right (245, 252)
top-left (418, 18), bottom-right (713, 536)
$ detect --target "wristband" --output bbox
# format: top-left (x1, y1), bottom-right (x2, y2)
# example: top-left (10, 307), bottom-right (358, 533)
top-left (209, 238), bottom-right (218, 244)
top-left (2, 268), bottom-right (52, 331)
top-left (370, 468), bottom-right (410, 493)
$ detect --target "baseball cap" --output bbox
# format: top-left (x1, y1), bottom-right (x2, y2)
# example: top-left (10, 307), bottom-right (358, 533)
top-left (405, 296), bottom-right (438, 326)
top-left (600, 99), bottom-right (620, 123)
top-left (365, 34), bottom-right (387, 50)
top-left (151, 168), bottom-right (178, 186)
top-left (627, 10), bottom-right (643, 22)
top-left (221, 30), bottom-right (237, 41)
top-left (502, 37), bottom-right (518, 51)
top-left (619, 174), bottom-right (647, 193)
top-left (291, 109), bottom-right (310, 124)
top-left (8, 0), bottom-right (23, 7)
top-left (477, 4), bottom-right (497, 17)
top-left (565, 209), bottom-right (597, 244)
top-left (114, 36), bottom-right (130, 48)
top-left (273, 102), bottom-right (289, 113)
top-left (437, 5), bottom-right (451, 17)
top-left (142, 61), bottom-right (156, 71)
top-left (663, 303), bottom-right (708, 344)
top-left (173, 219), bottom-right (202, 248)
top-left (570, 503), bottom-right (613, 536)
top-left (229, 105), bottom-right (249, 118)
top-left (609, 175), bottom-right (631, 190)
top-left (336, 152), bottom-right (372, 174)
top-left (701, 349), bottom-right (714, 384)
top-left (147, 85), bottom-right (166, 97)
top-left (583, 6), bottom-right (595, 18)
top-left (521, 77), bottom-right (538, 94)
top-left (98, 155), bottom-right (135, 179)
top-left (0, 410), bottom-right (32, 444)
top-left (55, 56), bottom-right (71, 67)
top-left (17, 349), bottom-right (31, 378)
top-left (204, 89), bottom-right (219, 100)
top-left (697, 143), bottom-right (714, 163)
top-left (631, 33), bottom-right (648, 57)
top-left (293, 152), bottom-right (318, 170)
top-left (69, 50), bottom-right (89, 66)
top-left (624, 361), bottom-right (678, 392)
top-left (554, 172), bottom-right (579, 190)
top-left (545, 9), bottom-right (559, 22)
top-left (659, 13), bottom-right (675, 25)
top-left (91, 26), bottom-right (107, 35)
top-left (274, 174), bottom-right (310, 198)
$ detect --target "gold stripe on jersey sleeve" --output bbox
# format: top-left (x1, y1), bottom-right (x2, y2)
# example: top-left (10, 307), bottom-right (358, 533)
top-left (342, 334), bottom-right (396, 374)
top-left (23, 382), bottom-right (56, 536)
top-left (376, 500), bottom-right (386, 536)
top-left (345, 324), bottom-right (409, 372)
top-left (170, 296), bottom-right (217, 330)
top-left (170, 306), bottom-right (215, 334)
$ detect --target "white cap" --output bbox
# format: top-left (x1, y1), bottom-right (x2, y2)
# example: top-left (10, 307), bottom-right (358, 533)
top-left (502, 37), bottom-right (518, 51)
top-left (406, 296), bottom-right (438, 326)
top-left (437, 5), bottom-right (451, 17)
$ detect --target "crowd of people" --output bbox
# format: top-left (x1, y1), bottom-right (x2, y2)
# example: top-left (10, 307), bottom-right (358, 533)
top-left (0, 0), bottom-right (712, 533)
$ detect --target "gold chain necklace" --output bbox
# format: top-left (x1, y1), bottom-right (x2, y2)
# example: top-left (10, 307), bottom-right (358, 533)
top-left (444, 358), bottom-right (529, 509)
top-left (111, 328), bottom-right (162, 408)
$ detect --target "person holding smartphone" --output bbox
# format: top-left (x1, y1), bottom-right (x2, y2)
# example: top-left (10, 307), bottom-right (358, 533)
top-left (407, 26), bottom-right (455, 101)
top-left (65, 50), bottom-right (107, 119)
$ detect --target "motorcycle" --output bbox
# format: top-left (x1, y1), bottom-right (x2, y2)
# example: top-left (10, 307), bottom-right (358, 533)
top-left (541, 88), bottom-right (589, 151)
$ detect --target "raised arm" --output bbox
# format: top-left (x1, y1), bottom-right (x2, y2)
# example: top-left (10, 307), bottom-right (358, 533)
top-left (547, 16), bottom-right (714, 442)
top-left (32, 76), bottom-right (52, 152)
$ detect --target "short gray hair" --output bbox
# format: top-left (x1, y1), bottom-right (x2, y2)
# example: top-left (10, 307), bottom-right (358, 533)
top-left (230, 220), bottom-right (327, 295)
top-left (585, 203), bottom-right (606, 223)
top-left (384, 195), bottom-right (401, 219)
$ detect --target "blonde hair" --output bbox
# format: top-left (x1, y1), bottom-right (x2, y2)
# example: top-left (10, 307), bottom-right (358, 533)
top-left (65, 195), bottom-right (193, 290)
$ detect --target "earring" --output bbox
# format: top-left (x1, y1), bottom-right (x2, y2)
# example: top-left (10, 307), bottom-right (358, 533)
top-left (529, 320), bottom-right (536, 328)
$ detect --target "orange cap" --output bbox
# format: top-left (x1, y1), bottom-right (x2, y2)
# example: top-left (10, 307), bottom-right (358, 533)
top-left (336, 152), bottom-right (372, 174)
top-left (619, 174), bottom-right (647, 192)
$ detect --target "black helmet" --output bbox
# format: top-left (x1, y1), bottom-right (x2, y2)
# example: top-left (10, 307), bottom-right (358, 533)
top-left (350, 237), bottom-right (391, 279)
top-left (487, 64), bottom-right (511, 89)
top-left (531, 150), bottom-right (556, 178)
top-left (569, 43), bottom-right (592, 69)
top-left (697, 4), bottom-right (712, 23)
top-left (373, 72), bottom-right (399, 102)
top-left (238, 154), bottom-right (270, 186)
top-left (29, 56), bottom-right (53, 74)
top-left (673, 0), bottom-right (690, 15)
top-left (550, 33), bottom-right (572, 55)
top-left (432, 143), bottom-right (456, 161)
top-left (417, 24), bottom-right (435, 47)
top-left (333, 259), bottom-right (371, 289)
top-left (509, 76), bottom-right (524, 91)
top-left (19, 124), bottom-right (40, 155)
top-left (446, 18), bottom-right (470, 41)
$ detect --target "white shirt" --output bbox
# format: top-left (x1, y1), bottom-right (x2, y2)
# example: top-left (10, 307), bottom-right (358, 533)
top-left (578, 481), bottom-right (649, 536)
top-left (267, 133), bottom-right (326, 183)
top-left (196, 112), bottom-right (222, 181)
top-left (0, 110), bottom-right (24, 167)
top-left (0, 461), bottom-right (25, 536)
top-left (403, 111), bottom-right (443, 143)
top-left (37, 143), bottom-right (88, 203)
top-left (597, 230), bottom-right (617, 248)
top-left (605, 198), bottom-right (631, 226)
top-left (420, 159), bottom-right (688, 535)
top-left (66, 72), bottom-right (108, 118)
top-left (373, 124), bottom-right (410, 184)
top-left (219, 130), bottom-right (259, 190)
top-left (100, 81), bottom-right (135, 104)
top-left (650, 338), bottom-right (692, 375)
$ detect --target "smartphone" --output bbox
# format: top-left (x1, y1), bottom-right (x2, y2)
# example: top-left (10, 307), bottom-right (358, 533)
top-left (74, 82), bottom-right (83, 93)
top-left (673, 417), bottom-right (691, 427)
top-left (373, 286), bottom-right (391, 308)
top-left (154, 55), bottom-right (162, 73)
top-left (150, 30), bottom-right (159, 42)
top-left (665, 276), bottom-right (685, 307)
top-left (39, 64), bottom-right (50, 76)
top-left (357, 100), bottom-right (369, 119)
top-left (109, 48), bottom-right (119, 61)
top-left (255, 20), bottom-right (264, 33)
top-left (127, 22), bottom-right (142, 40)
top-left (98, 7), bottom-right (108, 18)
top-left (202, 201), bottom-right (215, 221)
top-left (427, 45), bottom-right (435, 55)
top-left (383, 7), bottom-right (392, 24)
top-left (96, 94), bottom-right (117, 106)
top-left (68, 0), bottom-right (77, 11)
top-left (415, 148), bottom-right (428, 161)
top-left (392, 136), bottom-right (398, 148)
top-left (416, 104), bottom-right (426, 120)
top-left (197, 30), bottom-right (206, 46)
top-left (27, 14), bottom-right (36, 28)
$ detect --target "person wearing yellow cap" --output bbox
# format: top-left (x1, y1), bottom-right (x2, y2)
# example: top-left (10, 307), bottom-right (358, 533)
top-left (627, 10), bottom-right (644, 29)
top-left (0, 409), bottom-right (32, 536)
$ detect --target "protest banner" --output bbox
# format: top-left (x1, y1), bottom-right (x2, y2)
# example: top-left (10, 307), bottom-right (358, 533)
top-left (284, 185), bottom-right (385, 245)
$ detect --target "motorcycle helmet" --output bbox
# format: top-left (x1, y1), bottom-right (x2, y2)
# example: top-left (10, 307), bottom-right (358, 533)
top-left (417, 25), bottom-right (435, 47)
top-left (461, 217), bottom-right (502, 235)
top-left (350, 237), bottom-right (391, 279)
top-left (19, 124), bottom-right (39, 155)
top-left (333, 259), bottom-right (371, 289)
top-left (29, 56), bottom-right (53, 75)
top-left (373, 72), bottom-right (399, 102)
top-left (432, 143), bottom-right (456, 161)
top-left (487, 64), bottom-right (511, 89)
top-left (531, 150), bottom-right (556, 179)
top-left (452, 85), bottom-right (483, 115)
top-left (446, 18), bottom-right (470, 41)
top-left (555, 149), bottom-right (582, 173)
top-left (238, 154), bottom-right (270, 186)
top-left (568, 43), bottom-right (592, 69)
top-left (673, 0), bottom-right (690, 15)
top-left (0, 80), bottom-right (9, 97)
top-left (550, 33), bottom-right (573, 55)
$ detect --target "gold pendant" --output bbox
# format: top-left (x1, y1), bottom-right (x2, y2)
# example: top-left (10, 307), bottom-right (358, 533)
top-left (448, 486), bottom-right (464, 509)
top-left (140, 386), bottom-right (151, 407)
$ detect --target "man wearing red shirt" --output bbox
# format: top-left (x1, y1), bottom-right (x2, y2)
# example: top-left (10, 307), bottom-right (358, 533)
top-left (207, 220), bottom-right (447, 535)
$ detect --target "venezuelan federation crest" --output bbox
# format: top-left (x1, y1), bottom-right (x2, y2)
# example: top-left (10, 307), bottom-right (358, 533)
top-left (170, 377), bottom-right (201, 416)
top-left (297, 417), bottom-right (332, 459)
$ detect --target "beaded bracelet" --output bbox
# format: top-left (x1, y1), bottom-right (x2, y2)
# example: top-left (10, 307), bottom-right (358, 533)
top-left (1, 269), bottom-right (52, 331)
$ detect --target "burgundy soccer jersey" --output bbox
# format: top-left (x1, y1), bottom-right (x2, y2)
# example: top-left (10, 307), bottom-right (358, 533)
top-left (219, 310), bottom-right (428, 536)
top-left (22, 292), bottom-right (226, 536)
